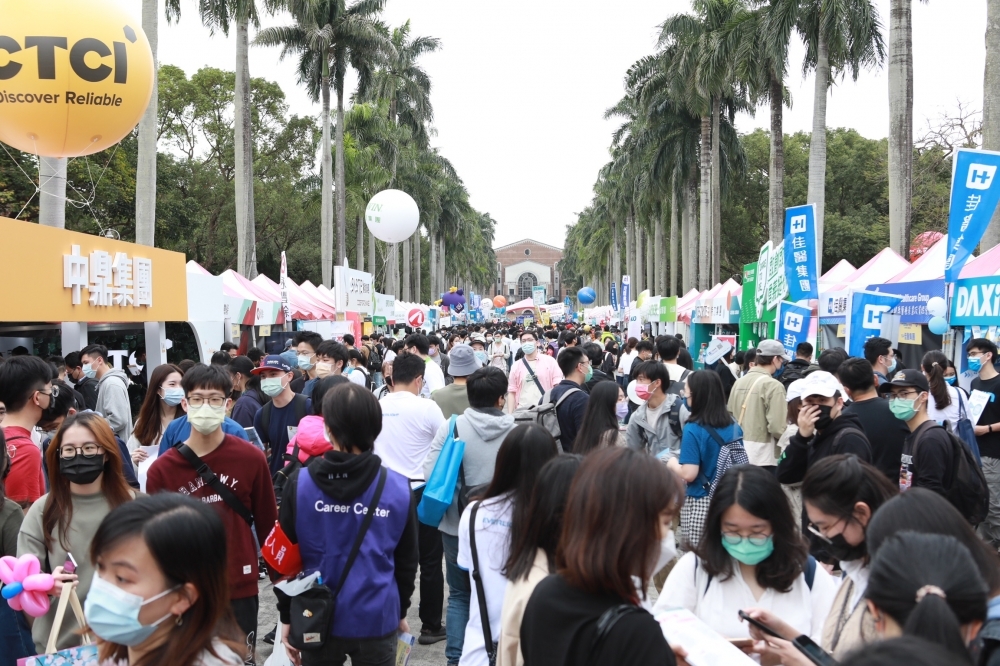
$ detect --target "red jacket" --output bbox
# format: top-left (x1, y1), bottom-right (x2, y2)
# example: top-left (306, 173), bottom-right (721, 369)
top-left (3, 426), bottom-right (44, 506)
top-left (146, 435), bottom-right (277, 599)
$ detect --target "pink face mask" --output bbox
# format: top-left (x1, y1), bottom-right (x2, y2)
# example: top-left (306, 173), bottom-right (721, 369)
top-left (635, 383), bottom-right (652, 401)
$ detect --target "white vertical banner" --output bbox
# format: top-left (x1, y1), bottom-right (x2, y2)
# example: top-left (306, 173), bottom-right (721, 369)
top-left (280, 251), bottom-right (292, 326)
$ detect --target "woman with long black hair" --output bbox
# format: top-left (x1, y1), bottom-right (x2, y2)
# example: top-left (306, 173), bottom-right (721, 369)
top-left (458, 425), bottom-right (559, 666)
top-left (573, 382), bottom-right (626, 454)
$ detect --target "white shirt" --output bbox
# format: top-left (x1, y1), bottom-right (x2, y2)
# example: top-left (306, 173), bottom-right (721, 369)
top-left (927, 384), bottom-right (965, 427)
top-left (654, 551), bottom-right (837, 641)
top-left (347, 366), bottom-right (369, 386)
top-left (666, 362), bottom-right (688, 383)
top-left (840, 558), bottom-right (869, 609)
top-left (373, 391), bottom-right (446, 480)
top-left (458, 495), bottom-right (514, 666)
top-left (422, 357), bottom-right (447, 397)
top-left (384, 349), bottom-right (397, 365)
top-left (617, 350), bottom-right (638, 376)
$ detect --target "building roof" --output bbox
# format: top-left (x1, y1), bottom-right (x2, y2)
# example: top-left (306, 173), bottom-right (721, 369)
top-left (494, 238), bottom-right (564, 253)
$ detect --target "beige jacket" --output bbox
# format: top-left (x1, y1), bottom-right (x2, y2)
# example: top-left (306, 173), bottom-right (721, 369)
top-left (727, 367), bottom-right (787, 466)
top-left (822, 575), bottom-right (877, 659)
top-left (498, 549), bottom-right (550, 666)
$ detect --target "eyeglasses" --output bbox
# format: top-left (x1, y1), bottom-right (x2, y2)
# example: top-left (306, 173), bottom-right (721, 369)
top-left (37, 385), bottom-right (60, 399)
top-left (807, 517), bottom-right (846, 544)
top-left (186, 395), bottom-right (227, 408)
top-left (884, 390), bottom-right (919, 400)
top-left (59, 443), bottom-right (102, 459)
top-left (721, 532), bottom-right (771, 546)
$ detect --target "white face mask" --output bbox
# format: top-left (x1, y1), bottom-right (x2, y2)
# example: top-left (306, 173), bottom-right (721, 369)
top-left (654, 530), bottom-right (678, 575)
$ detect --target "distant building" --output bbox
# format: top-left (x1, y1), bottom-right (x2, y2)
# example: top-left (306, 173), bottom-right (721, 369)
top-left (493, 239), bottom-right (564, 303)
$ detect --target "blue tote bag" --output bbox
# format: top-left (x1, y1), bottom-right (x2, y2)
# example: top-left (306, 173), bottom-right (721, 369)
top-left (417, 415), bottom-right (465, 527)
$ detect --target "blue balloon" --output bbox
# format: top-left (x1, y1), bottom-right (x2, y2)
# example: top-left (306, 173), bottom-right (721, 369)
top-left (577, 287), bottom-right (597, 305)
top-left (928, 316), bottom-right (949, 335)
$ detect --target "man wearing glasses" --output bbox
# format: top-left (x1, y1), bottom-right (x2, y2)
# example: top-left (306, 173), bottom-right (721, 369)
top-left (879, 369), bottom-right (956, 502)
top-left (0, 356), bottom-right (55, 507)
top-left (147, 364), bottom-right (277, 664)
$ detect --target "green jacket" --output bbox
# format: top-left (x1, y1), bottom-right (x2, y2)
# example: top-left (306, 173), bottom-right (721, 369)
top-left (727, 366), bottom-right (787, 466)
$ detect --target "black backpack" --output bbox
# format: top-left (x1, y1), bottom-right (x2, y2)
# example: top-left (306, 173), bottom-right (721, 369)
top-left (273, 442), bottom-right (316, 504)
top-left (665, 369), bottom-right (691, 437)
top-left (365, 344), bottom-right (383, 375)
top-left (915, 423), bottom-right (990, 526)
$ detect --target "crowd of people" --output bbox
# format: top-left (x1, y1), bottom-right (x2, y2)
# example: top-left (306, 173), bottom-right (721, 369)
top-left (0, 324), bottom-right (999, 666)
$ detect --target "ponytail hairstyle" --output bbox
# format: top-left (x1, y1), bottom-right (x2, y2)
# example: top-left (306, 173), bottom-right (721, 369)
top-left (921, 351), bottom-right (952, 411)
top-left (866, 532), bottom-right (987, 661)
top-left (801, 455), bottom-right (897, 563)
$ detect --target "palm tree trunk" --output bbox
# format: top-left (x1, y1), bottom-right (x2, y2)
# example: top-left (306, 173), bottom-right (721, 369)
top-left (368, 231), bottom-right (376, 282)
top-left (413, 231), bottom-right (421, 303)
top-left (234, 17), bottom-right (256, 278)
top-left (711, 96), bottom-right (722, 286)
top-left (635, 225), bottom-right (644, 294)
top-left (670, 179), bottom-right (679, 296)
top-left (334, 81), bottom-right (348, 268)
top-left (655, 205), bottom-right (665, 295)
top-left (38, 156), bottom-right (66, 227)
top-left (356, 214), bottom-right (364, 271)
top-left (321, 71), bottom-right (334, 285)
top-left (393, 243), bottom-right (401, 298)
top-left (888, 0), bottom-right (913, 258)
top-left (808, 29), bottom-right (830, 262)
top-left (439, 236), bottom-right (446, 295)
top-left (699, 115), bottom-right (712, 289)
top-left (625, 212), bottom-right (635, 288)
top-left (429, 232), bottom-right (437, 300)
top-left (402, 236), bottom-right (411, 301)
top-left (983, 0), bottom-right (1000, 250)
top-left (684, 171), bottom-right (698, 293)
top-left (645, 225), bottom-right (654, 294)
top-left (612, 221), bottom-right (622, 292)
top-left (768, 73), bottom-right (785, 247)
top-left (135, 0), bottom-right (157, 247)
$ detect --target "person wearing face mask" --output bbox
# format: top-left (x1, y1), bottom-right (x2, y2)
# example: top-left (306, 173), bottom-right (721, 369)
top-left (146, 364), bottom-right (277, 663)
top-left (487, 332), bottom-right (510, 376)
top-left (469, 334), bottom-right (490, 369)
top-left (80, 344), bottom-right (133, 441)
top-left (86, 492), bottom-right (246, 666)
top-left (626, 361), bottom-right (687, 460)
top-left (289, 331), bottom-right (323, 398)
top-left (251, 355), bottom-right (312, 478)
top-left (863, 336), bottom-right (896, 386)
top-left (572, 381), bottom-right (627, 454)
top-left (545, 347), bottom-right (591, 452)
top-left (743, 455), bottom-right (898, 664)
top-left (127, 364), bottom-right (184, 491)
top-left (17, 412), bottom-right (138, 652)
top-left (777, 372), bottom-right (873, 505)
top-left (839, 358), bottom-right (911, 482)
top-left (582, 343), bottom-right (614, 392)
top-left (227, 356), bottom-right (261, 428)
top-left (727, 340), bottom-right (790, 472)
top-left (667, 370), bottom-right (743, 553)
top-left (505, 331), bottom-right (563, 414)
top-left (968, 338), bottom-right (1000, 550)
top-left (312, 339), bottom-right (349, 382)
top-left (0, 356), bottom-right (56, 508)
top-left (64, 351), bottom-right (98, 412)
top-left (656, 465), bottom-right (837, 647)
top-left (921, 350), bottom-right (968, 427)
top-left (521, 448), bottom-right (684, 666)
top-left (880, 369), bottom-right (969, 511)
top-left (406, 333), bottom-right (447, 397)
top-left (427, 335), bottom-right (452, 379)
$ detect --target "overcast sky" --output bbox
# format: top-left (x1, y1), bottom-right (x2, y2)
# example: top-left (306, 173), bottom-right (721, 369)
top-left (145, 0), bottom-right (988, 250)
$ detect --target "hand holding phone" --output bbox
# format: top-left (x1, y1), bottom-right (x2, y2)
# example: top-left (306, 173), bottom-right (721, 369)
top-left (737, 609), bottom-right (784, 639)
top-left (791, 635), bottom-right (839, 666)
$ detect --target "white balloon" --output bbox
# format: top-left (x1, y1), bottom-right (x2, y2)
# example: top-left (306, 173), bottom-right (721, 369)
top-left (365, 189), bottom-right (420, 243)
top-left (480, 298), bottom-right (494, 312)
top-left (926, 296), bottom-right (947, 318)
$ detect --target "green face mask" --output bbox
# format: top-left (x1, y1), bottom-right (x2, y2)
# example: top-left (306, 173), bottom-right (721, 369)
top-left (722, 534), bottom-right (774, 565)
top-left (889, 397), bottom-right (917, 421)
top-left (585, 366), bottom-right (594, 382)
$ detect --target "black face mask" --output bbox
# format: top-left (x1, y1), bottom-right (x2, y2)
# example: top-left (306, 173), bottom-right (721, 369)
top-left (823, 532), bottom-right (867, 562)
top-left (814, 404), bottom-right (834, 430)
top-left (59, 454), bottom-right (105, 485)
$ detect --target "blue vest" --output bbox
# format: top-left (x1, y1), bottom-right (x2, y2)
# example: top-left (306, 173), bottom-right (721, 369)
top-left (296, 466), bottom-right (410, 639)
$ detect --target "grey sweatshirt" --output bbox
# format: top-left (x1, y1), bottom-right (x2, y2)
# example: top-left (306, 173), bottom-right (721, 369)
top-left (423, 407), bottom-right (516, 536)
top-left (96, 368), bottom-right (132, 440)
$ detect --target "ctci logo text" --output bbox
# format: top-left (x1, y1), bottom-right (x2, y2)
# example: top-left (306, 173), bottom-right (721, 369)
top-left (0, 26), bottom-right (139, 83)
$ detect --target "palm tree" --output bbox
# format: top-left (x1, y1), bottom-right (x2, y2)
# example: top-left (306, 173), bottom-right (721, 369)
top-left (799, 0), bottom-right (884, 259)
top-left (168, 0), bottom-right (266, 277)
top-left (255, 0), bottom-right (389, 285)
top-left (362, 20), bottom-right (440, 300)
top-left (983, 0), bottom-right (1000, 249)
top-left (136, 0), bottom-right (159, 246)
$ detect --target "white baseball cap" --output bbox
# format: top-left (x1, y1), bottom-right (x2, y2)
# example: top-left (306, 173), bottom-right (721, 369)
top-left (796, 371), bottom-right (842, 399)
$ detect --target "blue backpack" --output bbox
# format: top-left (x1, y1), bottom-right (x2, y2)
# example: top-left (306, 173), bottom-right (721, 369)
top-left (417, 415), bottom-right (466, 527)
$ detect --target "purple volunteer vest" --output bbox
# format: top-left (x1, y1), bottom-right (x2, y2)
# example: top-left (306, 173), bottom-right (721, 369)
top-left (296, 465), bottom-right (411, 639)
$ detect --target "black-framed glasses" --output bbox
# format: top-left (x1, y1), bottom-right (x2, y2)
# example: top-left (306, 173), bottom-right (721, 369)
top-left (59, 443), bottom-right (102, 459)
top-left (187, 395), bottom-right (227, 408)
top-left (884, 390), bottom-right (919, 400)
top-left (807, 517), bottom-right (847, 544)
top-left (37, 385), bottom-right (59, 399)
top-left (721, 532), bottom-right (771, 546)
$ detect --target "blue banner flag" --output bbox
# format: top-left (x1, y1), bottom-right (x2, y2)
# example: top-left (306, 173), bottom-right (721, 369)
top-left (845, 290), bottom-right (905, 357)
top-left (776, 302), bottom-right (812, 358)
top-left (945, 148), bottom-right (1000, 281)
top-left (621, 275), bottom-right (631, 311)
top-left (783, 204), bottom-right (819, 302)
top-left (610, 282), bottom-right (618, 311)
